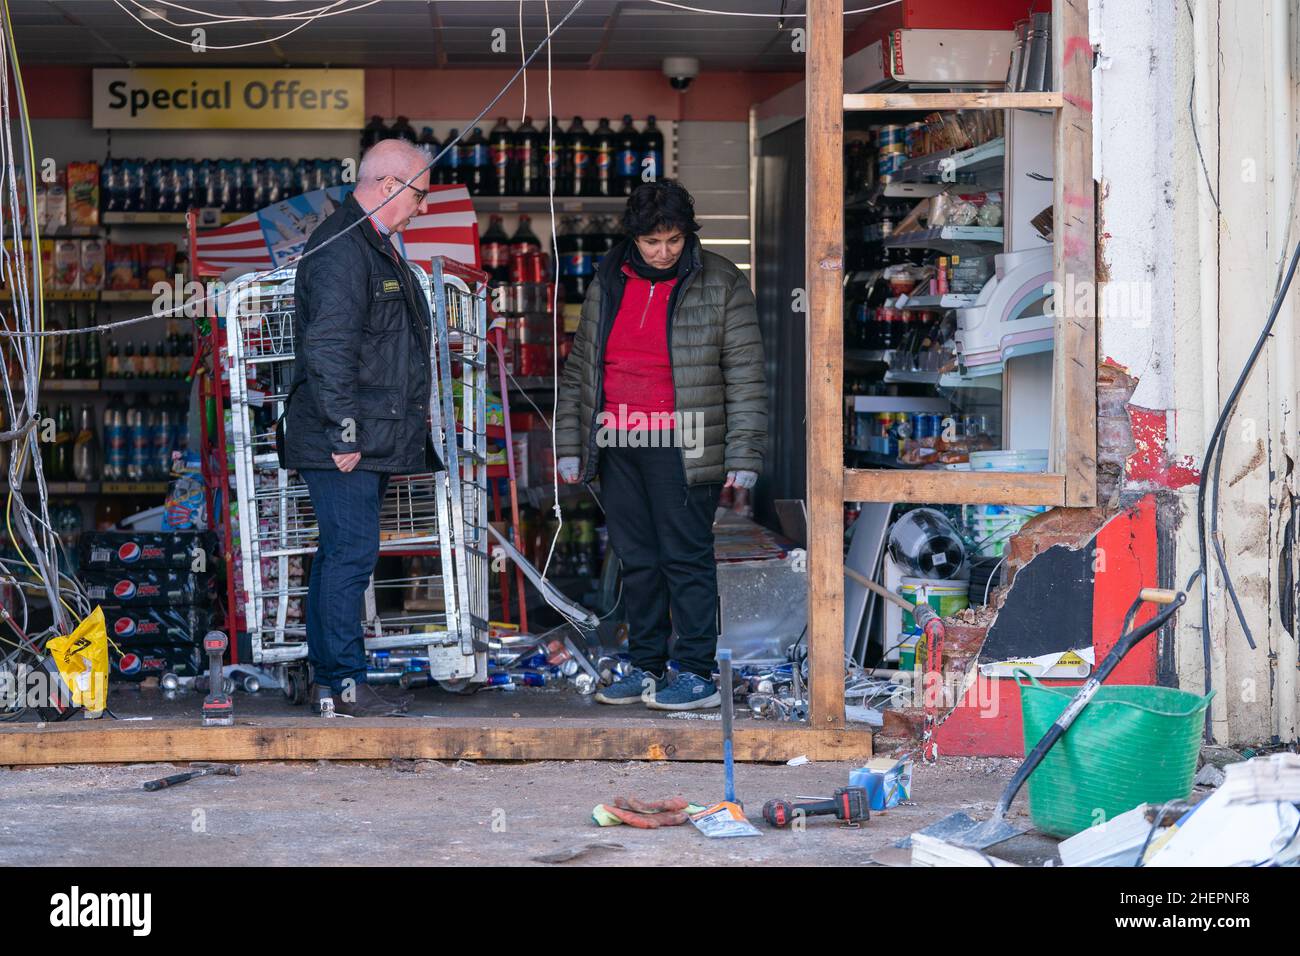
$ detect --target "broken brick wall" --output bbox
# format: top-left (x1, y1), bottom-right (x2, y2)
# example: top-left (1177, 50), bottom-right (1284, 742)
top-left (1003, 360), bottom-right (1191, 591)
top-left (1004, 361), bottom-right (1139, 588)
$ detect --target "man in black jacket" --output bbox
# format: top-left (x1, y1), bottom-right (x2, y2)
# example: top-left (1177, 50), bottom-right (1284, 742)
top-left (285, 139), bottom-right (433, 717)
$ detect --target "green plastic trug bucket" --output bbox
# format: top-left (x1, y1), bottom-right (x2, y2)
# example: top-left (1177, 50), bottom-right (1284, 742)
top-left (1016, 671), bottom-right (1213, 838)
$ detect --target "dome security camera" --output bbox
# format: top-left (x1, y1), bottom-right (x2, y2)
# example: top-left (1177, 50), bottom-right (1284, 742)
top-left (662, 56), bottom-right (700, 92)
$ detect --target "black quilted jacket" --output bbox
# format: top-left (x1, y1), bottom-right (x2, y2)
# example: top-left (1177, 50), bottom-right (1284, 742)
top-left (555, 235), bottom-right (767, 486)
top-left (284, 193), bottom-right (437, 475)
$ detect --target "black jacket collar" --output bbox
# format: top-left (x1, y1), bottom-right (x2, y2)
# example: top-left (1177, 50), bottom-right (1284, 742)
top-left (340, 192), bottom-right (430, 350)
top-left (599, 233), bottom-right (702, 288)
top-left (344, 192), bottom-right (397, 259)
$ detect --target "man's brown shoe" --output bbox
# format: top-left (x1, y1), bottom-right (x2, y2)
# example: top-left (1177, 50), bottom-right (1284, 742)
top-left (334, 680), bottom-right (412, 717)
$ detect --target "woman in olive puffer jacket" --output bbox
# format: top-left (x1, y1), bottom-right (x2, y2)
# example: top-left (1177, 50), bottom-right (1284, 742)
top-left (555, 179), bottom-right (766, 712)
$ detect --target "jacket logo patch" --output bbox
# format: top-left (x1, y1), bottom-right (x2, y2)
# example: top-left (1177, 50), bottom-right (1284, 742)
top-left (382, 279), bottom-right (401, 293)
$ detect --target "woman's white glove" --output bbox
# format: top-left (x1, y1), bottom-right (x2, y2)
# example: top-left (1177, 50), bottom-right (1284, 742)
top-left (725, 470), bottom-right (757, 490)
top-left (557, 456), bottom-right (581, 483)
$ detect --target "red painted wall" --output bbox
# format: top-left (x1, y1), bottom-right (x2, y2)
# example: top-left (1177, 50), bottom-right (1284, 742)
top-left (936, 495), bottom-right (1160, 757)
top-left (374, 69), bottom-right (801, 123)
top-left (21, 66), bottom-right (93, 119)
top-left (903, 0), bottom-right (1051, 30)
top-left (24, 65), bottom-right (800, 124)
top-left (1091, 494), bottom-right (1160, 686)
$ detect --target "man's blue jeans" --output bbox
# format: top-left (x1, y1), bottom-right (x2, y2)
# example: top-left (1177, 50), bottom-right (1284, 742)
top-left (301, 468), bottom-right (389, 693)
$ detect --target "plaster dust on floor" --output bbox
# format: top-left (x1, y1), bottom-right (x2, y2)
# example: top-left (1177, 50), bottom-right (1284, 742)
top-left (0, 757), bottom-right (1049, 866)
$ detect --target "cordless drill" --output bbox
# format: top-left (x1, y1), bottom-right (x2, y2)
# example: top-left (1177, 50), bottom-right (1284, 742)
top-left (762, 787), bottom-right (870, 828)
top-left (201, 631), bottom-right (233, 727)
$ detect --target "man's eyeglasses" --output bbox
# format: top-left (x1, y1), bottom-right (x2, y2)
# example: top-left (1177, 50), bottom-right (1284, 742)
top-left (379, 176), bottom-right (428, 204)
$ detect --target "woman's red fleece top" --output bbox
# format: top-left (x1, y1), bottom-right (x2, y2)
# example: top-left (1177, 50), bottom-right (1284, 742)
top-left (601, 261), bottom-right (677, 429)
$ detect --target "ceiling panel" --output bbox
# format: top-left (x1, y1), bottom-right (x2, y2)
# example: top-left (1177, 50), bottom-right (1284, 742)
top-left (7, 0), bottom-right (866, 69)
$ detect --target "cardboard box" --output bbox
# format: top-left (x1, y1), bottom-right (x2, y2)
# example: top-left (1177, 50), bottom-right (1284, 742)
top-left (849, 757), bottom-right (913, 811)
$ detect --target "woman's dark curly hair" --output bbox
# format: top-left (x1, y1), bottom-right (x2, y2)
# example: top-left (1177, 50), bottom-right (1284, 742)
top-left (620, 179), bottom-right (700, 237)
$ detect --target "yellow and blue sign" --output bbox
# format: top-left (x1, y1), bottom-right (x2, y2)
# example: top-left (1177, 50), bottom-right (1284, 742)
top-left (93, 69), bottom-right (365, 129)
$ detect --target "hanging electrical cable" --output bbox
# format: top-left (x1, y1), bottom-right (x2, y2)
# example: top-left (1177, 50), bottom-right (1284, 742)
top-left (518, 0), bottom-right (529, 123)
top-left (0, 0), bottom-right (91, 718)
top-left (541, 0), bottom-right (564, 582)
top-left (4, 0), bottom-right (907, 347)
top-left (1, 0), bottom-right (602, 651)
top-left (113, 0), bottom-right (384, 51)
top-left (0, 0), bottom-right (80, 639)
top-left (119, 0), bottom-right (382, 29)
top-left (643, 0), bottom-right (903, 16)
top-left (2, 0), bottom-right (591, 343)
top-left (1190, 231), bottom-right (1300, 742)
top-left (1199, 132), bottom-right (1300, 656)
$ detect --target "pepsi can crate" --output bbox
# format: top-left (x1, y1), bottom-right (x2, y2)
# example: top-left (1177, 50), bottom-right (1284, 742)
top-left (79, 531), bottom-right (218, 572)
top-left (103, 606), bottom-right (214, 645)
top-left (81, 569), bottom-right (216, 608)
top-left (111, 641), bottom-right (204, 682)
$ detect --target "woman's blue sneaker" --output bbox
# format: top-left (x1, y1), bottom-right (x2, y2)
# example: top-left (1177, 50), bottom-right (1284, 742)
top-left (594, 667), bottom-right (669, 705)
top-left (645, 672), bottom-right (722, 711)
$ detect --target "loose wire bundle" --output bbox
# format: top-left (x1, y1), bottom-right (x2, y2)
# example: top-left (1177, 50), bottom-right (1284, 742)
top-left (0, 0), bottom-right (94, 717)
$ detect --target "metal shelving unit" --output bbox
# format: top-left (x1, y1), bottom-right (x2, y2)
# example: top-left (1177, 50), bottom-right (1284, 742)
top-left (883, 226), bottom-right (1004, 251)
top-left (473, 196), bottom-right (630, 214)
top-left (894, 136), bottom-right (1006, 182)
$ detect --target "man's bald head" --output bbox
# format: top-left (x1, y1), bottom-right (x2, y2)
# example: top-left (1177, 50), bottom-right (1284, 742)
top-left (355, 138), bottom-right (433, 232)
top-left (357, 138), bottom-right (431, 185)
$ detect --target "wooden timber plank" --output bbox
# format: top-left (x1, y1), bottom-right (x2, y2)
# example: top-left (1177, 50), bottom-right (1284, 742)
top-left (844, 92), bottom-right (1064, 111)
top-left (0, 718), bottom-right (873, 766)
top-left (806, 0), bottom-right (847, 730)
top-left (844, 468), bottom-right (1065, 506)
top-left (1053, 0), bottom-right (1098, 506)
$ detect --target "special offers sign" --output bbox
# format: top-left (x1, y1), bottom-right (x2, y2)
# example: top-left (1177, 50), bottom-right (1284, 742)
top-left (93, 69), bottom-right (365, 129)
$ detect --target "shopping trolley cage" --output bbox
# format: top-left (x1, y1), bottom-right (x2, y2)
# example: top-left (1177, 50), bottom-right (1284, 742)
top-left (223, 259), bottom-right (493, 687)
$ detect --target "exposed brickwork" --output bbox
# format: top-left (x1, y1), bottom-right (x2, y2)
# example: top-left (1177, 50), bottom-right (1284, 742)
top-left (1096, 359), bottom-right (1139, 504)
top-left (941, 622), bottom-right (989, 673)
top-left (1006, 505), bottom-right (1111, 585)
top-left (882, 708), bottom-right (924, 740)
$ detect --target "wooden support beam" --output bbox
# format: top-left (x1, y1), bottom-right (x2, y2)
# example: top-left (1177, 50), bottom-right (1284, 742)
top-left (1053, 0), bottom-right (1098, 506)
top-left (0, 718), bottom-right (873, 766)
top-left (844, 468), bottom-right (1065, 506)
top-left (805, 0), bottom-right (846, 731)
top-left (844, 92), bottom-right (1064, 111)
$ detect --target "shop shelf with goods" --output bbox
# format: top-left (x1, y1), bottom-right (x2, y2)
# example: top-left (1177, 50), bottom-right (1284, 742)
top-left (770, 3), bottom-right (1098, 742)
top-left (0, 294), bottom-right (197, 552)
top-left (477, 208), bottom-right (631, 631)
top-left (840, 99), bottom-right (1055, 479)
top-left (397, 114), bottom-right (674, 308)
top-left (102, 211), bottom-right (245, 227)
top-left (375, 114), bottom-right (674, 202)
top-left (18, 160), bottom-right (207, 547)
top-left (480, 207), bottom-right (608, 368)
